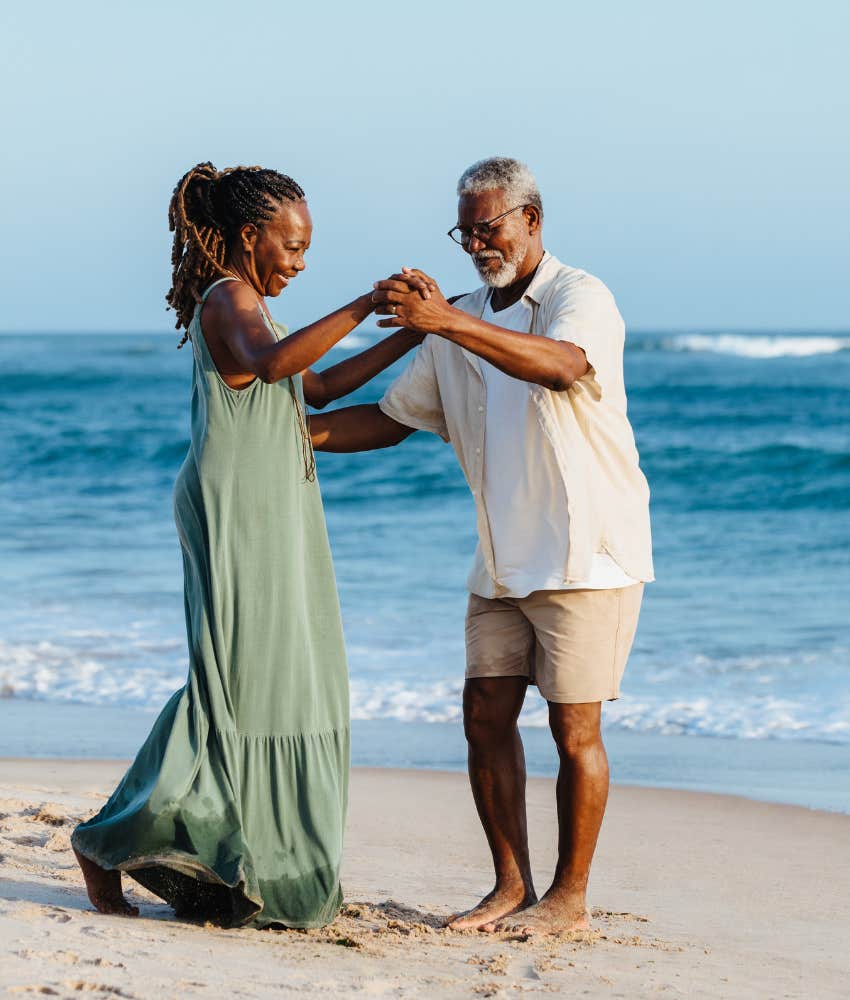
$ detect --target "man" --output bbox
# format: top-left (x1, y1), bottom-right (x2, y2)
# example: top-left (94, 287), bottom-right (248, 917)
top-left (310, 157), bottom-right (653, 935)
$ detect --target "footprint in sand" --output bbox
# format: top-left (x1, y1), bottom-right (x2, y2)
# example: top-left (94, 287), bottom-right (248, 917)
top-left (7, 988), bottom-right (61, 996)
top-left (27, 808), bottom-right (67, 827)
top-left (592, 908), bottom-right (651, 923)
top-left (9, 833), bottom-right (51, 847)
top-left (63, 983), bottom-right (137, 998)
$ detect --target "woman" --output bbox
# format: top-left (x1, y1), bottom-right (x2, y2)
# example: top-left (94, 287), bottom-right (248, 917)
top-left (71, 162), bottom-right (425, 928)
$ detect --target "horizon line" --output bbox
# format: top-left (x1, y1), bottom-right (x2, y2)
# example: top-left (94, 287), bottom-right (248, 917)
top-left (2, 328), bottom-right (850, 337)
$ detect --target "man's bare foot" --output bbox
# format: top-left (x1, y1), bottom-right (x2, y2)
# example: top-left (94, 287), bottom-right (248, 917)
top-left (487, 893), bottom-right (590, 936)
top-left (74, 848), bottom-right (139, 916)
top-left (446, 882), bottom-right (537, 931)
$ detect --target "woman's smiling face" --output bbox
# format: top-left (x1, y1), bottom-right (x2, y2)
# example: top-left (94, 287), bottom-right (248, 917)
top-left (240, 199), bottom-right (313, 297)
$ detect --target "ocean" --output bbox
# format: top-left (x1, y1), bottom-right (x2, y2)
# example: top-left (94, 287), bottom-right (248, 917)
top-left (2, 329), bottom-right (849, 807)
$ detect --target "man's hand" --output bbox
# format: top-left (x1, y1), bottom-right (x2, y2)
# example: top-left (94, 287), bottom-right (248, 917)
top-left (372, 268), bottom-right (455, 334)
top-left (375, 267), bottom-right (588, 391)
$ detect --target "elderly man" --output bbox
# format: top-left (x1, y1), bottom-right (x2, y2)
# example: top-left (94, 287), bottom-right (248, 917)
top-left (310, 157), bottom-right (653, 935)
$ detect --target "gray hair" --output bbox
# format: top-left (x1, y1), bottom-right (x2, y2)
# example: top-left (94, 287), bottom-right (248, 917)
top-left (456, 157), bottom-right (543, 217)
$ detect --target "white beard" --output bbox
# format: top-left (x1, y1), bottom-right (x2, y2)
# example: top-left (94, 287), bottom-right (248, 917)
top-left (472, 247), bottom-right (524, 288)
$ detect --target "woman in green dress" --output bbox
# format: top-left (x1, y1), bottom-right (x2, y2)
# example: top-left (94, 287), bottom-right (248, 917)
top-left (71, 162), bottom-right (426, 928)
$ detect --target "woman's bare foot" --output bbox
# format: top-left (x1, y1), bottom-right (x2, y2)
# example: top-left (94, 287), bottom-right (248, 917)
top-left (74, 848), bottom-right (139, 916)
top-left (445, 881), bottom-right (536, 931)
top-left (487, 892), bottom-right (590, 936)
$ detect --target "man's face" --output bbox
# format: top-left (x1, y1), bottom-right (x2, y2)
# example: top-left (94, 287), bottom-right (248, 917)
top-left (457, 189), bottom-right (531, 288)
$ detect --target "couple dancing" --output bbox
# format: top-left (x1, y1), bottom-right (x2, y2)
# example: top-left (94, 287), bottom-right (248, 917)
top-left (72, 156), bottom-right (653, 936)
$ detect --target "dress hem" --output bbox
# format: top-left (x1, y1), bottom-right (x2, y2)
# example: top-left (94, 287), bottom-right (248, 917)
top-left (70, 836), bottom-right (343, 930)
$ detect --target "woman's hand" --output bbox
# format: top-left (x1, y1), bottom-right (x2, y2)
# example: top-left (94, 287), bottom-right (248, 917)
top-left (372, 268), bottom-right (454, 334)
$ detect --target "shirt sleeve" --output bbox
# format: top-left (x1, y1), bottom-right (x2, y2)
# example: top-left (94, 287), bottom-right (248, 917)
top-left (543, 274), bottom-right (625, 397)
top-left (378, 335), bottom-right (449, 441)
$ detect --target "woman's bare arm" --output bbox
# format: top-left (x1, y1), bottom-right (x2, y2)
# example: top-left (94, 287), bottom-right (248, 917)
top-left (202, 281), bottom-right (374, 385)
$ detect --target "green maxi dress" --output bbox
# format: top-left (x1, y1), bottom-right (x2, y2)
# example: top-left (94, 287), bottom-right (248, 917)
top-left (72, 278), bottom-right (349, 928)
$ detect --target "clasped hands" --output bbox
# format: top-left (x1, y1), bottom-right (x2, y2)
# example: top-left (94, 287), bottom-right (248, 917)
top-left (371, 268), bottom-right (452, 333)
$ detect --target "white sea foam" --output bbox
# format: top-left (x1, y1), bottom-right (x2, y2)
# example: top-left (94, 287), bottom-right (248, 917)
top-left (0, 636), bottom-right (185, 707)
top-left (334, 333), bottom-right (373, 351)
top-left (347, 679), bottom-right (850, 743)
top-left (602, 695), bottom-right (850, 742)
top-left (4, 637), bottom-right (848, 745)
top-left (666, 333), bottom-right (850, 358)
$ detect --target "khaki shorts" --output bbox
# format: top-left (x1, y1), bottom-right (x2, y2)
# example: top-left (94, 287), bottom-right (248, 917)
top-left (465, 584), bottom-right (644, 704)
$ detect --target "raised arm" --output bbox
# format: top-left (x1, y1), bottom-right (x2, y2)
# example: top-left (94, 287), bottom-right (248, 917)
top-left (372, 271), bottom-right (589, 392)
top-left (309, 404), bottom-right (415, 452)
top-left (203, 280), bottom-right (375, 385)
top-left (301, 328), bottom-right (424, 409)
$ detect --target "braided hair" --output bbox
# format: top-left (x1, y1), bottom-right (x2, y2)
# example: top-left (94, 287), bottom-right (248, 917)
top-left (167, 162), bottom-right (315, 481)
top-left (166, 162), bottom-right (305, 343)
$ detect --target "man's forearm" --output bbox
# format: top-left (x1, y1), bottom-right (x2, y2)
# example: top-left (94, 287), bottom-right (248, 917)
top-left (310, 329), bottom-right (423, 408)
top-left (435, 310), bottom-right (588, 391)
top-left (309, 404), bottom-right (415, 452)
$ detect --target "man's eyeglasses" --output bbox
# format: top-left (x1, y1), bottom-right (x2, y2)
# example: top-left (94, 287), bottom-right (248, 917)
top-left (447, 204), bottom-right (528, 247)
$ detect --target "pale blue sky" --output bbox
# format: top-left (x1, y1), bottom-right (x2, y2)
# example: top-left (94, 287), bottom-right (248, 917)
top-left (1, 0), bottom-right (847, 332)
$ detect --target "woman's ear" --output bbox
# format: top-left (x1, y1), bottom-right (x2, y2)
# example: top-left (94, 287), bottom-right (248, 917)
top-left (240, 223), bottom-right (259, 253)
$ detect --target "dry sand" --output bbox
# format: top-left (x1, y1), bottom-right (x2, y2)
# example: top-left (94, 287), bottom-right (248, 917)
top-left (1, 759), bottom-right (848, 998)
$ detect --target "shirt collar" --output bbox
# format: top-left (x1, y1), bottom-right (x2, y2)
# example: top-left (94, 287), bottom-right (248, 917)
top-left (464, 250), bottom-right (557, 313)
top-left (521, 250), bottom-right (558, 306)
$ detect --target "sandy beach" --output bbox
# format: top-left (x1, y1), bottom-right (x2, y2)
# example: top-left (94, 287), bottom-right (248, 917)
top-left (1, 761), bottom-right (848, 998)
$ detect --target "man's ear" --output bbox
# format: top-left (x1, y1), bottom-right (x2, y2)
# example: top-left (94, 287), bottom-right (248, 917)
top-left (239, 223), bottom-right (259, 252)
top-left (524, 205), bottom-right (542, 235)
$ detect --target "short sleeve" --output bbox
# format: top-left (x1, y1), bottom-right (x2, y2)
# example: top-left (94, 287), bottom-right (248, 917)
top-left (544, 275), bottom-right (625, 396)
top-left (378, 335), bottom-right (449, 441)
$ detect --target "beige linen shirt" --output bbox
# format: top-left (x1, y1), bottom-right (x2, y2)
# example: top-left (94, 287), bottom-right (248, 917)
top-left (378, 251), bottom-right (654, 596)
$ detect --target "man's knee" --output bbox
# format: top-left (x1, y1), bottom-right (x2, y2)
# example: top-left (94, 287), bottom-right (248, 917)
top-left (463, 678), bottom-right (526, 747)
top-left (548, 703), bottom-right (603, 760)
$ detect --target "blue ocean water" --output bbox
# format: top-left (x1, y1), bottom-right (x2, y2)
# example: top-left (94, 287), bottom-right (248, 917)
top-left (1, 329), bottom-right (848, 750)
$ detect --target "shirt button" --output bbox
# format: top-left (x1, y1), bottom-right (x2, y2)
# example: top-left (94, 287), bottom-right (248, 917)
top-left (478, 405), bottom-right (484, 412)
top-left (475, 447), bottom-right (481, 454)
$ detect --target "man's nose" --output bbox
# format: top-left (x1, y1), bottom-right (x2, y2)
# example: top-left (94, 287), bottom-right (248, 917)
top-left (295, 258), bottom-right (306, 272)
top-left (465, 233), bottom-right (486, 254)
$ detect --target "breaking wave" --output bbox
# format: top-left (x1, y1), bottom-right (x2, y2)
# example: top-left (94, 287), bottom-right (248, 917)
top-left (661, 333), bottom-right (850, 358)
top-left (3, 635), bottom-right (848, 745)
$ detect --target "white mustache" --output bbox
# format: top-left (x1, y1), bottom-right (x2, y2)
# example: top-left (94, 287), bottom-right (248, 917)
top-left (473, 251), bottom-right (504, 263)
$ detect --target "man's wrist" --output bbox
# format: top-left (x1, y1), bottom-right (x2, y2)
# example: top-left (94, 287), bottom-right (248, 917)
top-left (432, 303), bottom-right (465, 339)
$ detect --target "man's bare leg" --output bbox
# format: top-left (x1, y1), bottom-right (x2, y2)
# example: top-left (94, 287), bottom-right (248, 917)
top-left (74, 848), bottom-right (139, 916)
top-left (490, 701), bottom-right (605, 935)
top-left (447, 677), bottom-right (537, 930)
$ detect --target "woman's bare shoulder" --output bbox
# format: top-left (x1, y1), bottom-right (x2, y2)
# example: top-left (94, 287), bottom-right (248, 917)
top-left (202, 279), bottom-right (267, 336)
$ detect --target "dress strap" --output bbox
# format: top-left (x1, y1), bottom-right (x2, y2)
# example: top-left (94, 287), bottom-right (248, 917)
top-left (197, 275), bottom-right (279, 341)
top-left (259, 309), bottom-right (280, 342)
top-left (201, 276), bottom-right (240, 302)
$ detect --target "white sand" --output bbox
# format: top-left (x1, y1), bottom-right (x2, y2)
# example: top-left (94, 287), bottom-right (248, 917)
top-left (1, 759), bottom-right (848, 998)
